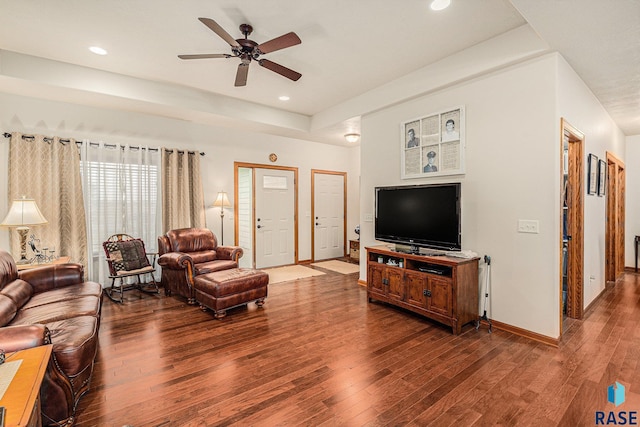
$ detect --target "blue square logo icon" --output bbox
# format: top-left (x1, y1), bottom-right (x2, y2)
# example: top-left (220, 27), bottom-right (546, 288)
top-left (608, 381), bottom-right (625, 407)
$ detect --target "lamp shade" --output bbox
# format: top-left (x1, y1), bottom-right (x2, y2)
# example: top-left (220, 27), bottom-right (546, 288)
top-left (0, 197), bottom-right (48, 227)
top-left (213, 191), bottom-right (231, 208)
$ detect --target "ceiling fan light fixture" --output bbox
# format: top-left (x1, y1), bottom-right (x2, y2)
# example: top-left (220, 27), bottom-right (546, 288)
top-left (344, 133), bottom-right (360, 143)
top-left (430, 0), bottom-right (451, 11)
top-left (89, 46), bottom-right (108, 56)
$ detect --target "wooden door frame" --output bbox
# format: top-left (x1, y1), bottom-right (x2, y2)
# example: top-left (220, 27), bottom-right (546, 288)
top-left (605, 152), bottom-right (625, 283)
top-left (560, 118), bottom-right (585, 328)
top-left (234, 162), bottom-right (299, 267)
top-left (311, 169), bottom-right (347, 262)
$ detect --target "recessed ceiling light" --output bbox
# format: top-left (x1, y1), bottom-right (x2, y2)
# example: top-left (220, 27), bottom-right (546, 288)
top-left (430, 0), bottom-right (451, 11)
top-left (278, 95), bottom-right (290, 101)
top-left (89, 46), bottom-right (108, 56)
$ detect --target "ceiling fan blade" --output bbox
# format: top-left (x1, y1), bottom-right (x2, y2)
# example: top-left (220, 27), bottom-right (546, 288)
top-left (178, 54), bottom-right (231, 60)
top-left (257, 32), bottom-right (301, 54)
top-left (259, 59), bottom-right (301, 81)
top-left (235, 63), bottom-right (249, 87)
top-left (198, 17), bottom-right (241, 48)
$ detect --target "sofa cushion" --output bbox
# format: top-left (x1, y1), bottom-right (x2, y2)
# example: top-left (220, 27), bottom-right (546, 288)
top-left (195, 260), bottom-right (238, 275)
top-left (0, 252), bottom-right (18, 290)
top-left (45, 316), bottom-right (99, 377)
top-left (10, 296), bottom-right (101, 325)
top-left (0, 294), bottom-right (18, 327)
top-left (104, 239), bottom-right (150, 272)
top-left (1, 280), bottom-right (33, 309)
top-left (22, 282), bottom-right (102, 310)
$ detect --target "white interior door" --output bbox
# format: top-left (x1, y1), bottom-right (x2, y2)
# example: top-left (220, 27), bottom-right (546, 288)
top-left (313, 172), bottom-right (345, 261)
top-left (255, 169), bottom-right (295, 268)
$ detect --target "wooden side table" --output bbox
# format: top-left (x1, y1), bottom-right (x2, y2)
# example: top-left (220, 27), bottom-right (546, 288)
top-left (0, 345), bottom-right (52, 427)
top-left (17, 256), bottom-right (71, 271)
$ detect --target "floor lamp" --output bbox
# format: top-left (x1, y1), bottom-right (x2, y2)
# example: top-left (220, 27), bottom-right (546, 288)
top-left (0, 196), bottom-right (48, 264)
top-left (213, 191), bottom-right (231, 245)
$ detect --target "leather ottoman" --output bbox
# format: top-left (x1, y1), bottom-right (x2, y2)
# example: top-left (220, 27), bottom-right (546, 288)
top-left (193, 268), bottom-right (268, 319)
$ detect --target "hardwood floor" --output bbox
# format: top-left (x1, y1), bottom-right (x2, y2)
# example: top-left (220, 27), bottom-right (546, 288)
top-left (75, 267), bottom-right (640, 426)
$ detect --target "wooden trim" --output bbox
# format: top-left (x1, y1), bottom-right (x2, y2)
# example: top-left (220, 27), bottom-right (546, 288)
top-left (234, 162), bottom-right (299, 267)
top-left (560, 118), bottom-right (585, 326)
top-left (358, 279), bottom-right (367, 287)
top-left (605, 152), bottom-right (625, 282)
top-left (310, 169), bottom-right (348, 262)
top-left (488, 319), bottom-right (560, 348)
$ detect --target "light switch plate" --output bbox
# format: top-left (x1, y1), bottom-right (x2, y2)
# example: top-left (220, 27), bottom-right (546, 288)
top-left (517, 219), bottom-right (539, 234)
top-left (364, 213), bottom-right (373, 222)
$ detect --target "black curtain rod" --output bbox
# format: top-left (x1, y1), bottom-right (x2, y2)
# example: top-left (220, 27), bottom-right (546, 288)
top-left (2, 132), bottom-right (205, 156)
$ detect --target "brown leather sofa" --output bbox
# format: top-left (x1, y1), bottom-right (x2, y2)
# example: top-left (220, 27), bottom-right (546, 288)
top-left (157, 228), bottom-right (243, 304)
top-left (0, 250), bottom-right (102, 426)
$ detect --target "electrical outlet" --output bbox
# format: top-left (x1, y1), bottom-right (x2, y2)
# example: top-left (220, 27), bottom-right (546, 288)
top-left (517, 219), bottom-right (539, 234)
top-left (364, 213), bottom-right (373, 222)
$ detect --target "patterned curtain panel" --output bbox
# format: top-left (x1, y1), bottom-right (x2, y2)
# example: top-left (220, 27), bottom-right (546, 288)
top-left (161, 149), bottom-right (205, 232)
top-left (8, 133), bottom-right (88, 271)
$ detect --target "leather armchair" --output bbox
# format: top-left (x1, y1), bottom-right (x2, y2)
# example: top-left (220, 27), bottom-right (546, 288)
top-left (158, 228), bottom-right (243, 304)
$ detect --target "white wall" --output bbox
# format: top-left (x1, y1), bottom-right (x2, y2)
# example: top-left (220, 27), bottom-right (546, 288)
top-left (556, 55), bottom-right (626, 308)
top-left (359, 52), bottom-right (626, 339)
top-left (625, 135), bottom-right (640, 268)
top-left (0, 92), bottom-right (361, 262)
top-left (361, 54), bottom-right (560, 338)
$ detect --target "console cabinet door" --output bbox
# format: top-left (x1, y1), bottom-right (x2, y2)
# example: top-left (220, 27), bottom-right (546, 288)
top-left (386, 268), bottom-right (405, 301)
top-left (368, 263), bottom-right (386, 296)
top-left (405, 270), bottom-right (427, 308)
top-left (427, 277), bottom-right (452, 317)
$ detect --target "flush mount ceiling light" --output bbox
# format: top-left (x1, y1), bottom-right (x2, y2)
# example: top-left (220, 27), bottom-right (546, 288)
top-left (89, 46), bottom-right (108, 55)
top-left (430, 0), bottom-right (451, 11)
top-left (344, 133), bottom-right (360, 143)
top-left (278, 95), bottom-right (290, 101)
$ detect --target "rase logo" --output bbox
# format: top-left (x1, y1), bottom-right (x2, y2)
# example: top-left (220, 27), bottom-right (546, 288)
top-left (596, 381), bottom-right (637, 425)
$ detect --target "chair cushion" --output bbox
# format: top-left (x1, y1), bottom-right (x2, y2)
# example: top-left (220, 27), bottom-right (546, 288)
top-left (195, 260), bottom-right (238, 274)
top-left (104, 239), bottom-right (150, 272)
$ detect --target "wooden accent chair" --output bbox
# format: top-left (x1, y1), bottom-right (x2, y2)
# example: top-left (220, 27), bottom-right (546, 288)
top-left (102, 234), bottom-right (160, 303)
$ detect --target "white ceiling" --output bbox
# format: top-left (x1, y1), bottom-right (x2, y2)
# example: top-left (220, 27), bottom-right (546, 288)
top-left (0, 0), bottom-right (637, 144)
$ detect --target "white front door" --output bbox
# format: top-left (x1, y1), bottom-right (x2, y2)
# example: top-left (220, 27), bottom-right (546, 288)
top-left (255, 168), bottom-right (295, 268)
top-left (313, 172), bottom-right (345, 261)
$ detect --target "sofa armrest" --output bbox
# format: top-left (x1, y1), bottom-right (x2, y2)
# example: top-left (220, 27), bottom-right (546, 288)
top-left (216, 246), bottom-right (244, 262)
top-left (19, 263), bottom-right (85, 294)
top-left (0, 324), bottom-right (50, 352)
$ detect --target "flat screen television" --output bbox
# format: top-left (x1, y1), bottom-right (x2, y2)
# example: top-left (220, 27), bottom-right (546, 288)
top-left (375, 183), bottom-right (461, 253)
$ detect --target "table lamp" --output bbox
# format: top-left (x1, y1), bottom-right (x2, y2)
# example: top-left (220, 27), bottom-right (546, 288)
top-left (1, 196), bottom-right (48, 264)
top-left (213, 191), bottom-right (231, 245)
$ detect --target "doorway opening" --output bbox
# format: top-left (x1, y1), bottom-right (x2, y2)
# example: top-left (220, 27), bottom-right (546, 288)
top-left (560, 119), bottom-right (585, 332)
top-left (605, 153), bottom-right (625, 283)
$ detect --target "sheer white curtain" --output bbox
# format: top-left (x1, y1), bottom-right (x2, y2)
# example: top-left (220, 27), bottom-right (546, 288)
top-left (80, 141), bottom-right (162, 285)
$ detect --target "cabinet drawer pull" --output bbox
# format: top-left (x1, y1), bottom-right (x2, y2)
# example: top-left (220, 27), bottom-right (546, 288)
top-left (423, 289), bottom-right (432, 297)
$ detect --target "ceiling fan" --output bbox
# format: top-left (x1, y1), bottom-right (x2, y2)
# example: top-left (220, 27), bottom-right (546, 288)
top-left (178, 18), bottom-right (302, 87)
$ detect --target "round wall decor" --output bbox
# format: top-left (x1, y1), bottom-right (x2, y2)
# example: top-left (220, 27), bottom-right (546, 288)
top-left (269, 153), bottom-right (278, 162)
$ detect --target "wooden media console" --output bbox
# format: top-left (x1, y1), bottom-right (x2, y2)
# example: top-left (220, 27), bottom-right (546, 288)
top-left (366, 245), bottom-right (479, 335)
